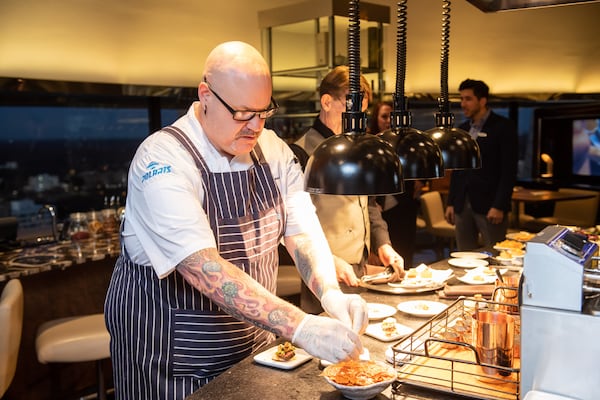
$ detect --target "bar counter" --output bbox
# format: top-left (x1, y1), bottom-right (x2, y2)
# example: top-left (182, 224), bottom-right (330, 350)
top-left (187, 257), bottom-right (513, 400)
top-left (0, 235), bottom-right (120, 400)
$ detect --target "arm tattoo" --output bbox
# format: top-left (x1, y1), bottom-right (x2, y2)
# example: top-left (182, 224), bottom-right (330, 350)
top-left (177, 249), bottom-right (302, 339)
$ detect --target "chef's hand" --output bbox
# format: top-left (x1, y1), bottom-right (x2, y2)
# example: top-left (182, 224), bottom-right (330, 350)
top-left (292, 314), bottom-right (363, 363)
top-left (377, 244), bottom-right (405, 282)
top-left (320, 289), bottom-right (368, 334)
top-left (334, 257), bottom-right (361, 287)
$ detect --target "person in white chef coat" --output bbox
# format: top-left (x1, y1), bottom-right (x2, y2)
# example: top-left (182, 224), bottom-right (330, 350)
top-left (104, 41), bottom-right (368, 400)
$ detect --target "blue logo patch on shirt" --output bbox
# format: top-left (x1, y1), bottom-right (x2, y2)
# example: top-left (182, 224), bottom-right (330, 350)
top-left (141, 161), bottom-right (172, 183)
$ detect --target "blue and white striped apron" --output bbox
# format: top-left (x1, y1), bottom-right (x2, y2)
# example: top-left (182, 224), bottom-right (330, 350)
top-left (105, 126), bottom-right (285, 399)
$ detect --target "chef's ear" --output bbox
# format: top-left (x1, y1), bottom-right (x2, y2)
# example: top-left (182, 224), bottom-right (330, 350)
top-left (198, 81), bottom-right (210, 103)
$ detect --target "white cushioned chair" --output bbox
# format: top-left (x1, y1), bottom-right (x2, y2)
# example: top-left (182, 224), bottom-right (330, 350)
top-left (420, 191), bottom-right (456, 259)
top-left (35, 313), bottom-right (110, 400)
top-left (0, 279), bottom-right (24, 398)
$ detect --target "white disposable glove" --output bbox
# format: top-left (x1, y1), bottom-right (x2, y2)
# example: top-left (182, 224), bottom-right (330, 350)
top-left (292, 314), bottom-right (363, 363)
top-left (320, 290), bottom-right (368, 335)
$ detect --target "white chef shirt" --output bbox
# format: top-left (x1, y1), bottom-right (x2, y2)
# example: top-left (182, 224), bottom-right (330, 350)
top-left (122, 102), bottom-right (320, 278)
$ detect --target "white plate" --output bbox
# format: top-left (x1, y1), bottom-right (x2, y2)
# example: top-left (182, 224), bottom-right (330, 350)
top-left (388, 268), bottom-right (454, 289)
top-left (450, 251), bottom-right (489, 259)
top-left (457, 267), bottom-right (507, 284)
top-left (389, 278), bottom-right (434, 289)
top-left (253, 345), bottom-right (313, 370)
top-left (367, 303), bottom-right (397, 320)
top-left (361, 281), bottom-right (445, 295)
top-left (457, 273), bottom-right (496, 285)
top-left (397, 300), bottom-right (448, 318)
top-left (365, 322), bottom-right (413, 342)
top-left (448, 258), bottom-right (489, 268)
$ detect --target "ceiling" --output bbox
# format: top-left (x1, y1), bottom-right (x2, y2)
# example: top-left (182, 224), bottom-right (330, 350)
top-left (0, 0), bottom-right (598, 96)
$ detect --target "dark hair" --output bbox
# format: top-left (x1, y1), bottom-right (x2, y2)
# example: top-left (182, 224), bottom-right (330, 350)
top-left (459, 79), bottom-right (489, 100)
top-left (368, 101), bottom-right (393, 134)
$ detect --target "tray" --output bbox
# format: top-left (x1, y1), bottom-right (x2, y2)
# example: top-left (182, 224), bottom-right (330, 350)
top-left (390, 297), bottom-right (521, 400)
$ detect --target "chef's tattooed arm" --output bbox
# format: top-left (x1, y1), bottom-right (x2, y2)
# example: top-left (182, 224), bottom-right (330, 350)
top-left (177, 247), bottom-right (305, 339)
top-left (284, 233), bottom-right (340, 300)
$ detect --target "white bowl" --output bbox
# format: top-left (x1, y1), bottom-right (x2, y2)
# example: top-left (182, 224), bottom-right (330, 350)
top-left (322, 361), bottom-right (396, 400)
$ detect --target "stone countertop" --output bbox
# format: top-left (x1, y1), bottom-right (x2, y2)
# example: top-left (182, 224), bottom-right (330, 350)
top-left (187, 256), bottom-right (520, 400)
top-left (0, 233), bottom-right (120, 282)
top-left (186, 288), bottom-right (447, 400)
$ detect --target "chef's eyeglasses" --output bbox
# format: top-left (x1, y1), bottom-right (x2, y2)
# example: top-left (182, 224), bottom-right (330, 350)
top-left (204, 79), bottom-right (279, 121)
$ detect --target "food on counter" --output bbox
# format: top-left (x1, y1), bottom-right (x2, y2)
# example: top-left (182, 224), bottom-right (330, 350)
top-left (420, 268), bottom-right (433, 279)
top-left (508, 231), bottom-right (536, 241)
top-left (321, 360), bottom-right (396, 386)
top-left (508, 248), bottom-right (525, 257)
top-left (272, 341), bottom-right (296, 362)
top-left (405, 263), bottom-right (432, 280)
top-left (500, 248), bottom-right (525, 259)
top-left (495, 239), bottom-right (524, 249)
top-left (482, 266), bottom-right (496, 275)
top-left (381, 317), bottom-right (398, 336)
top-left (499, 250), bottom-right (512, 259)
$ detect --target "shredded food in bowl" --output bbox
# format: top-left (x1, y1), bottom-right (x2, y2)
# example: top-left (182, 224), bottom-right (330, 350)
top-left (321, 360), bottom-right (396, 386)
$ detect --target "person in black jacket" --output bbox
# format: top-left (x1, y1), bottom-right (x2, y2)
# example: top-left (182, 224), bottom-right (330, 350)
top-left (444, 79), bottom-right (518, 250)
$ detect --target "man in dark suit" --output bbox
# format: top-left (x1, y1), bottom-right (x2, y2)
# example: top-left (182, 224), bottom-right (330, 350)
top-left (444, 79), bottom-right (518, 250)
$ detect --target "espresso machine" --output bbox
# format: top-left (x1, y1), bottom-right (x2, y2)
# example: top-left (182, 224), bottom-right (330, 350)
top-left (520, 225), bottom-right (600, 400)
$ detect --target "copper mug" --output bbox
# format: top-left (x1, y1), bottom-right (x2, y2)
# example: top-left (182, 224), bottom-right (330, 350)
top-left (472, 310), bottom-right (515, 377)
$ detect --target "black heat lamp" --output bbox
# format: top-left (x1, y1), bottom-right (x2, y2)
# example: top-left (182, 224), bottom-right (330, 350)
top-left (304, 0), bottom-right (404, 195)
top-left (378, 0), bottom-right (444, 180)
top-left (423, 0), bottom-right (481, 170)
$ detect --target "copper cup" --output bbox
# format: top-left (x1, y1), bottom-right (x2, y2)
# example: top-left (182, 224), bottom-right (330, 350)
top-left (472, 310), bottom-right (515, 377)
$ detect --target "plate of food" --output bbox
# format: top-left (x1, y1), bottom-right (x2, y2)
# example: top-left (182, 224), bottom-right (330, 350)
top-left (360, 281), bottom-right (446, 295)
top-left (397, 300), bottom-right (448, 318)
top-left (493, 239), bottom-right (525, 251)
top-left (387, 264), bottom-right (453, 289)
top-left (365, 317), bottom-right (413, 342)
top-left (506, 231), bottom-right (536, 242)
top-left (457, 266), bottom-right (507, 285)
top-left (447, 257), bottom-right (489, 269)
top-left (450, 251), bottom-right (490, 259)
top-left (253, 342), bottom-right (313, 370)
top-left (321, 360), bottom-right (397, 400)
top-left (367, 303), bottom-right (397, 320)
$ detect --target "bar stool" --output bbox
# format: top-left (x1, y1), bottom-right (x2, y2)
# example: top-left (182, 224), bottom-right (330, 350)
top-left (35, 313), bottom-right (110, 400)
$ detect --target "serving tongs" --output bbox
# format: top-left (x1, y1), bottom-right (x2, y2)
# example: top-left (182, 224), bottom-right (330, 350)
top-left (361, 266), bottom-right (395, 284)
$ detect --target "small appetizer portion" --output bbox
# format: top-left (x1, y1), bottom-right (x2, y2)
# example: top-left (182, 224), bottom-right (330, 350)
top-left (272, 341), bottom-right (296, 362)
top-left (381, 317), bottom-right (398, 336)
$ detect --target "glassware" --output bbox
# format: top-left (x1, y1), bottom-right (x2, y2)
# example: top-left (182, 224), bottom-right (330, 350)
top-left (68, 212), bottom-right (90, 241)
top-left (101, 208), bottom-right (118, 234)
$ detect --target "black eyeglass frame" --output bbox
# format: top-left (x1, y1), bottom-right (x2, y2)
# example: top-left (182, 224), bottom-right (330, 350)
top-left (204, 79), bottom-right (279, 121)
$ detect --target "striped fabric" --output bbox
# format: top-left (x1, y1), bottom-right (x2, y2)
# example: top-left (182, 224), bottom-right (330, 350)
top-left (105, 127), bottom-right (285, 399)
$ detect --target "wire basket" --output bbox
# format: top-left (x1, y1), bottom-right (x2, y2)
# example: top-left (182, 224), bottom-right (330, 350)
top-left (391, 297), bottom-right (520, 400)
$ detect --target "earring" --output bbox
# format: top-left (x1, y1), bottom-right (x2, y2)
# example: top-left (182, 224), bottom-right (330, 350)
top-left (203, 104), bottom-right (207, 115)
